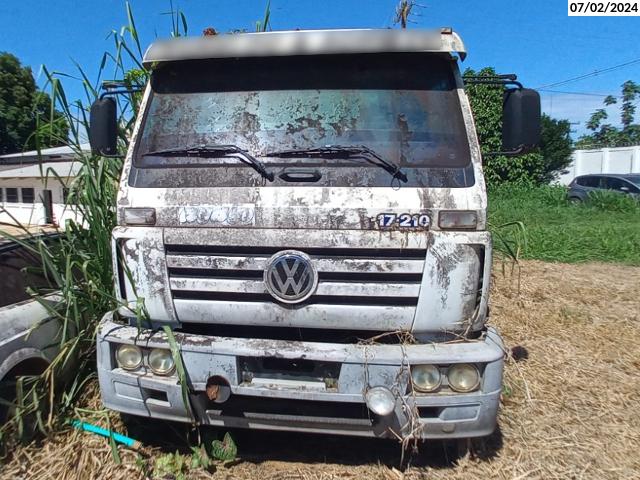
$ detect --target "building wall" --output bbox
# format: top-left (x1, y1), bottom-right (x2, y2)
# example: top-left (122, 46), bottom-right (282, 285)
top-left (0, 177), bottom-right (79, 227)
top-left (557, 146), bottom-right (640, 185)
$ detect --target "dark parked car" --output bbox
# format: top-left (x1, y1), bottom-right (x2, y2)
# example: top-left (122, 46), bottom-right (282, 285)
top-left (567, 173), bottom-right (640, 202)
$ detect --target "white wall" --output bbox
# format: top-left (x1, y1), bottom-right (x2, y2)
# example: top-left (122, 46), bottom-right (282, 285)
top-left (0, 177), bottom-right (80, 227)
top-left (557, 146), bottom-right (640, 185)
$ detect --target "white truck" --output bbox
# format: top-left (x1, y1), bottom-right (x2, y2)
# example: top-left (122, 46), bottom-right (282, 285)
top-left (89, 28), bottom-right (540, 442)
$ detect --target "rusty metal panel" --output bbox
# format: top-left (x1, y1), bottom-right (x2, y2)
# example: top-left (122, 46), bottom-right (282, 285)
top-left (112, 227), bottom-right (176, 323)
top-left (172, 300), bottom-right (415, 331)
top-left (166, 254), bottom-right (425, 274)
top-left (164, 227), bottom-right (429, 249)
top-left (100, 314), bottom-right (504, 365)
top-left (126, 189), bottom-right (446, 230)
top-left (412, 231), bottom-right (490, 334)
top-left (170, 277), bottom-right (421, 298)
top-left (0, 294), bottom-right (62, 380)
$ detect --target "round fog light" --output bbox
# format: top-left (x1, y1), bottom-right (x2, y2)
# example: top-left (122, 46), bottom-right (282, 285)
top-left (448, 364), bottom-right (480, 392)
top-left (148, 348), bottom-right (175, 375)
top-left (365, 386), bottom-right (396, 416)
top-left (411, 364), bottom-right (441, 392)
top-left (116, 344), bottom-right (142, 370)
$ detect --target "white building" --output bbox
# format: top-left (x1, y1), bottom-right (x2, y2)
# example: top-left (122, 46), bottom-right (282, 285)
top-left (0, 144), bottom-right (89, 227)
top-left (557, 145), bottom-right (640, 185)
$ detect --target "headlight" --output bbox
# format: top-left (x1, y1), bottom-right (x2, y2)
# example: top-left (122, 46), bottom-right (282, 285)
top-left (148, 348), bottom-right (175, 375)
top-left (365, 386), bottom-right (396, 416)
top-left (448, 364), bottom-right (480, 392)
top-left (116, 344), bottom-right (143, 370)
top-left (411, 365), bottom-right (441, 392)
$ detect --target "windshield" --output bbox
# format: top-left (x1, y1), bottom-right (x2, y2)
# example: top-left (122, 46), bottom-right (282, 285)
top-left (626, 175), bottom-right (640, 187)
top-left (131, 53), bottom-right (474, 188)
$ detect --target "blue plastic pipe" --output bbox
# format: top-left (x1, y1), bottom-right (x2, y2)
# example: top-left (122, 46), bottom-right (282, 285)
top-left (71, 420), bottom-right (141, 449)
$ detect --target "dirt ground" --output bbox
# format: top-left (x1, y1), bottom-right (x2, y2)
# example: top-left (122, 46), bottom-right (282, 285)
top-left (3, 260), bottom-right (640, 479)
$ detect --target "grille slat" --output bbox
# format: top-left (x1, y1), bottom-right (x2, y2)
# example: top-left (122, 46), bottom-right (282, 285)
top-left (170, 277), bottom-right (421, 298)
top-left (165, 243), bottom-right (427, 259)
top-left (166, 253), bottom-right (424, 274)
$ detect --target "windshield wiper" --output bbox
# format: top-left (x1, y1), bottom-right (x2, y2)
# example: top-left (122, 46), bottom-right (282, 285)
top-left (265, 145), bottom-right (408, 183)
top-left (143, 144), bottom-right (274, 181)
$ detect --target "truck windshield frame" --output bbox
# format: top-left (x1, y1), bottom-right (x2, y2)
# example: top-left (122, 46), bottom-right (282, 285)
top-left (130, 53), bottom-right (475, 188)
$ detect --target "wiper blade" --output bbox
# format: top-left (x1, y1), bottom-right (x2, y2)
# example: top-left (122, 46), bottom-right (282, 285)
top-left (266, 145), bottom-right (407, 183)
top-left (143, 144), bottom-right (274, 181)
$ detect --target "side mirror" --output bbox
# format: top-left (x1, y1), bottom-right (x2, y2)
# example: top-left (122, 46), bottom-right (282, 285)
top-left (89, 98), bottom-right (118, 156)
top-left (502, 88), bottom-right (541, 153)
top-left (620, 186), bottom-right (630, 193)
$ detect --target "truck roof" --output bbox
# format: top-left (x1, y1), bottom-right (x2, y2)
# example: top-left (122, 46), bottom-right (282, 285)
top-left (142, 28), bottom-right (466, 68)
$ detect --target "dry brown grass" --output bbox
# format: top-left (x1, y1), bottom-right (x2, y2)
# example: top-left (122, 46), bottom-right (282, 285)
top-left (2, 260), bottom-right (639, 480)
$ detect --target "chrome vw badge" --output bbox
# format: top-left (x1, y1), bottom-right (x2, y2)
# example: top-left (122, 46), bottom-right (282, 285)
top-left (264, 250), bottom-right (318, 304)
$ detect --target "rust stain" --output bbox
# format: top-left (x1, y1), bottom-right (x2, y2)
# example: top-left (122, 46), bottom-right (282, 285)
top-left (206, 383), bottom-right (220, 401)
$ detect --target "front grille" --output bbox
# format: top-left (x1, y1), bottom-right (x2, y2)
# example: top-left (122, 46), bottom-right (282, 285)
top-left (165, 245), bottom-right (426, 307)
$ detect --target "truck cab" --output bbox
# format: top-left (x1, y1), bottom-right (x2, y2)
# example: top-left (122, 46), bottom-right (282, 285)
top-left (92, 28), bottom-right (540, 441)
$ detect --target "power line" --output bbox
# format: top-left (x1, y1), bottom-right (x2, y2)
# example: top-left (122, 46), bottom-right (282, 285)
top-left (536, 58), bottom-right (640, 89)
top-left (539, 89), bottom-right (622, 98)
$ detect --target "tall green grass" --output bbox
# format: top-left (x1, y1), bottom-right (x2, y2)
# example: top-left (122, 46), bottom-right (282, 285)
top-left (489, 184), bottom-right (640, 265)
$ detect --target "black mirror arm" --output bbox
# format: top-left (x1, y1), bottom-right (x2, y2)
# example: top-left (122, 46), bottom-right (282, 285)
top-left (464, 74), bottom-right (523, 89)
top-left (99, 87), bottom-right (144, 100)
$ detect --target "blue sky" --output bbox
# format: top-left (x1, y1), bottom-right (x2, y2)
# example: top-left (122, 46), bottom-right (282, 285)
top-left (1, 0), bottom-right (639, 137)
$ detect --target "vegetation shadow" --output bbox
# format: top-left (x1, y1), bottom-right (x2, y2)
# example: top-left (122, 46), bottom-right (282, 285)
top-left (123, 414), bottom-right (504, 471)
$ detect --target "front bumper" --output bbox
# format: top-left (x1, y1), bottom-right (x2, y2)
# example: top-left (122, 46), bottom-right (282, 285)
top-left (97, 312), bottom-right (505, 440)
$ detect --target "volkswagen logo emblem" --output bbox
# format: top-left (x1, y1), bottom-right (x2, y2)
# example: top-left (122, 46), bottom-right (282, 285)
top-left (264, 250), bottom-right (318, 304)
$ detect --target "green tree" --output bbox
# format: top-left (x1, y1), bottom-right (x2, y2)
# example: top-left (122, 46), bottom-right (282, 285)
top-left (539, 115), bottom-right (573, 183)
top-left (0, 52), bottom-right (68, 155)
top-left (464, 67), bottom-right (572, 185)
top-left (576, 80), bottom-right (640, 148)
top-left (620, 80), bottom-right (640, 130)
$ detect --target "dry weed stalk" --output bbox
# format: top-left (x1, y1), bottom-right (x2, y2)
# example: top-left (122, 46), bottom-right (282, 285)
top-left (360, 330), bottom-right (422, 467)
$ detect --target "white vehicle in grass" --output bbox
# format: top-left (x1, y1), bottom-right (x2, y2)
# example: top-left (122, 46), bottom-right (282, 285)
top-left (89, 29), bottom-right (540, 442)
top-left (0, 236), bottom-right (61, 421)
